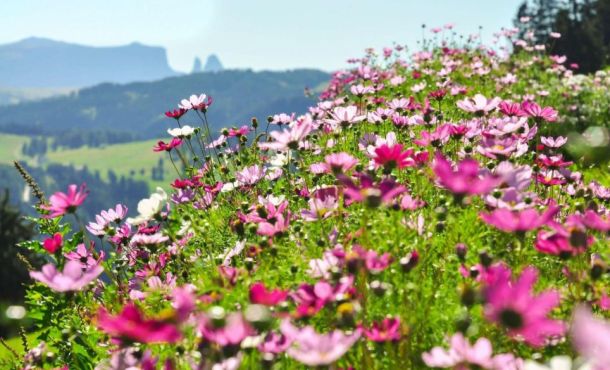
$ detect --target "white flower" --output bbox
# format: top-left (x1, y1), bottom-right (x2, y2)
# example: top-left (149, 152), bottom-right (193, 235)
top-left (167, 125), bottom-right (195, 138)
top-left (524, 356), bottom-right (592, 370)
top-left (127, 187), bottom-right (168, 225)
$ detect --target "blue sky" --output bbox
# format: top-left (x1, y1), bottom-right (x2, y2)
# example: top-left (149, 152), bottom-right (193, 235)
top-left (0, 0), bottom-right (524, 72)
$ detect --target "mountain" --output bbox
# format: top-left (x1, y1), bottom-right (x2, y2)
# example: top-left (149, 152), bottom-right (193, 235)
top-left (204, 54), bottom-right (224, 72)
top-left (0, 37), bottom-right (179, 88)
top-left (0, 68), bottom-right (329, 138)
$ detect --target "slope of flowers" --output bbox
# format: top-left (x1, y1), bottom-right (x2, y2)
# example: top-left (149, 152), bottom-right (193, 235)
top-left (8, 25), bottom-right (610, 370)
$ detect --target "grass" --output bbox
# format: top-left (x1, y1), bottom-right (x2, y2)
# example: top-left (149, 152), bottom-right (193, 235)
top-left (45, 139), bottom-right (175, 189)
top-left (0, 134), bottom-right (29, 165)
top-left (0, 331), bottom-right (39, 361)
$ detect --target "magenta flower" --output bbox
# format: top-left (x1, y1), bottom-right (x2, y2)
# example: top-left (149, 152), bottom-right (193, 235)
top-left (373, 143), bottom-right (415, 170)
top-left (30, 261), bottom-right (103, 292)
top-left (152, 138), bottom-right (182, 152)
top-left (534, 219), bottom-right (592, 257)
top-left (300, 196), bottom-right (338, 221)
top-left (97, 303), bottom-right (182, 344)
top-left (227, 125), bottom-right (250, 137)
top-left (480, 204), bottom-right (558, 233)
top-left (338, 173), bottom-right (406, 207)
top-left (41, 184), bottom-right (88, 218)
top-left (520, 101), bottom-right (558, 122)
top-left (498, 101), bottom-right (524, 116)
top-left (249, 282), bottom-right (289, 306)
top-left (483, 265), bottom-right (565, 347)
top-left (433, 153), bottom-right (501, 197)
top-left (571, 306), bottom-right (610, 369)
top-left (362, 317), bottom-right (401, 342)
top-left (280, 320), bottom-right (361, 367)
top-left (198, 312), bottom-right (253, 347)
top-left (456, 94), bottom-right (501, 114)
top-left (42, 233), bottom-right (63, 254)
top-left (259, 332), bottom-right (291, 355)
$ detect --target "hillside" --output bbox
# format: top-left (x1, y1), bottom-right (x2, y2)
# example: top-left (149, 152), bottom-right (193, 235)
top-left (0, 69), bottom-right (329, 138)
top-left (0, 37), bottom-right (178, 88)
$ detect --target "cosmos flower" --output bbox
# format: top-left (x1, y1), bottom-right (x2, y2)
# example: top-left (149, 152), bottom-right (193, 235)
top-left (258, 122), bottom-right (314, 151)
top-left (373, 143), bottom-right (415, 170)
top-left (97, 303), bottom-right (182, 344)
top-left (167, 125), bottom-right (195, 138)
top-left (126, 187), bottom-right (168, 226)
top-left (41, 184), bottom-right (89, 218)
top-left (178, 94), bottom-right (213, 111)
top-left (480, 204), bottom-right (558, 234)
top-left (42, 233), bottom-right (63, 254)
top-left (280, 320), bottom-right (361, 367)
top-left (571, 306), bottom-right (610, 369)
top-left (520, 101), bottom-right (558, 122)
top-left (30, 261), bottom-right (103, 292)
top-left (456, 94), bottom-right (501, 114)
top-left (153, 138), bottom-right (182, 152)
top-left (249, 282), bottom-right (289, 306)
top-left (483, 265), bottom-right (565, 347)
top-left (362, 317), bottom-right (401, 342)
top-left (433, 153), bottom-right (501, 197)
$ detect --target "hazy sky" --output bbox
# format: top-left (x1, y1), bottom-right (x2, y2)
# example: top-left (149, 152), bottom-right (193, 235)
top-left (1, 0), bottom-right (524, 72)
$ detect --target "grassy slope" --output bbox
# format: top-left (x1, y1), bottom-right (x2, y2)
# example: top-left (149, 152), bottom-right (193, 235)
top-left (0, 134), bottom-right (29, 164)
top-left (45, 139), bottom-right (173, 189)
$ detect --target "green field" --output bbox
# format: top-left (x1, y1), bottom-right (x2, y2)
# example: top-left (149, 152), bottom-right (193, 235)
top-left (45, 140), bottom-right (174, 189)
top-left (0, 134), bottom-right (29, 165)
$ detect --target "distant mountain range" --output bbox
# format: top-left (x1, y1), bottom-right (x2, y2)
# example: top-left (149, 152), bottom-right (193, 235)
top-left (0, 37), bottom-right (182, 88)
top-left (0, 68), bottom-right (329, 138)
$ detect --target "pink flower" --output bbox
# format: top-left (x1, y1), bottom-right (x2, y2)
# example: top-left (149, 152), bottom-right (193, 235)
top-left (571, 306), bottom-right (610, 369)
top-left (280, 320), bottom-right (361, 366)
top-left (541, 136), bottom-right (567, 148)
top-left (520, 101), bottom-right (558, 122)
top-left (456, 94), bottom-right (501, 114)
top-left (65, 243), bottom-right (103, 268)
top-left (258, 122), bottom-right (313, 151)
top-left (322, 152), bottom-right (359, 174)
top-left (433, 154), bottom-right (501, 197)
top-left (235, 165), bottom-right (265, 186)
top-left (483, 265), bottom-right (565, 347)
top-left (164, 108), bottom-right (187, 120)
top-left (534, 218), bottom-right (592, 257)
top-left (153, 138), bottom-right (182, 152)
top-left (41, 184), bottom-right (88, 218)
top-left (422, 333), bottom-right (521, 369)
top-left (373, 144), bottom-right (415, 170)
top-left (480, 204), bottom-right (558, 233)
top-left (325, 106), bottom-right (366, 128)
top-left (198, 312), bottom-right (253, 347)
top-left (100, 204), bottom-right (128, 223)
top-left (42, 233), bottom-right (63, 254)
top-left (338, 173), bottom-right (406, 207)
top-left (227, 125), bottom-right (250, 137)
top-left (362, 317), bottom-right (401, 342)
top-left (97, 303), bottom-right (182, 344)
top-left (259, 332), bottom-right (291, 355)
top-left (249, 282), bottom-right (289, 306)
top-left (498, 101), bottom-right (524, 116)
top-left (30, 261), bottom-right (103, 292)
top-left (301, 196), bottom-right (338, 221)
top-left (178, 93), bottom-right (213, 111)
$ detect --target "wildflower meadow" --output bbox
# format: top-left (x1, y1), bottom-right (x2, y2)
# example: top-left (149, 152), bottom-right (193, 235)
top-left (5, 23), bottom-right (610, 370)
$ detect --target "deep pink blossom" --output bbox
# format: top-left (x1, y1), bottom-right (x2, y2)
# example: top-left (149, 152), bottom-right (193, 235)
top-left (520, 101), bottom-right (558, 122)
top-left (97, 303), bottom-right (182, 344)
top-left (153, 138), bottom-right (182, 152)
top-left (433, 153), bottom-right (501, 196)
top-left (42, 233), bottom-right (63, 254)
top-left (249, 282), bottom-right (289, 306)
top-left (362, 317), bottom-right (401, 342)
top-left (480, 204), bottom-right (558, 233)
top-left (483, 265), bottom-right (565, 347)
top-left (41, 184), bottom-right (88, 218)
top-left (373, 143), bottom-right (415, 170)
